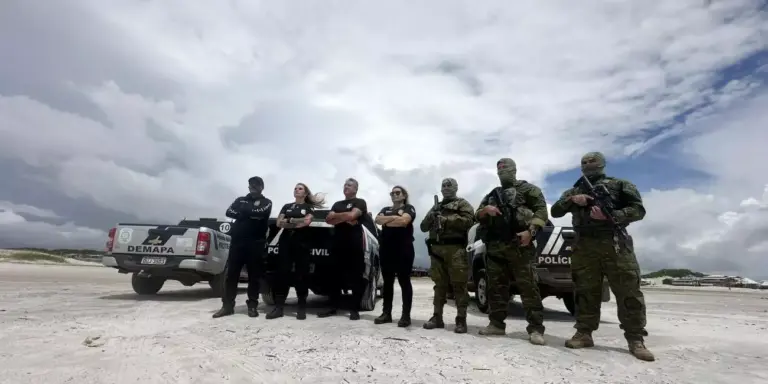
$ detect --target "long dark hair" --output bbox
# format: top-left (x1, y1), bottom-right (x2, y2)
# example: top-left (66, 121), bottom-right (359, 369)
top-left (297, 183), bottom-right (326, 209)
top-left (392, 185), bottom-right (409, 205)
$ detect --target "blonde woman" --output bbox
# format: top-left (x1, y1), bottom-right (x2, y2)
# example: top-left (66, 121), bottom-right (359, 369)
top-left (266, 183), bottom-right (325, 320)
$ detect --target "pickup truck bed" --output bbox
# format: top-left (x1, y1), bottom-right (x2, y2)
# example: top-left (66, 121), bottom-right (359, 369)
top-left (102, 219), bottom-right (232, 295)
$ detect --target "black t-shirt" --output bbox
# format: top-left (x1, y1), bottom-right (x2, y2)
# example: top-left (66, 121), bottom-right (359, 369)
top-left (378, 204), bottom-right (416, 245)
top-left (330, 197), bottom-right (368, 240)
top-left (278, 202), bottom-right (315, 240)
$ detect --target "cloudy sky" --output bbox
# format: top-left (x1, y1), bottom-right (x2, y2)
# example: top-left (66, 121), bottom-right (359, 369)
top-left (1, 1), bottom-right (767, 279)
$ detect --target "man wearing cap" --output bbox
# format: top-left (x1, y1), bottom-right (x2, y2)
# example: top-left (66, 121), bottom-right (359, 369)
top-left (213, 176), bottom-right (273, 318)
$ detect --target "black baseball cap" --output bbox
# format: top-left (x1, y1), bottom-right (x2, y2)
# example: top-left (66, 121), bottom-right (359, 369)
top-left (248, 176), bottom-right (264, 188)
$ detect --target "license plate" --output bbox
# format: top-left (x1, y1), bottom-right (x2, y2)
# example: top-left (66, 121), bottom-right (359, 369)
top-left (140, 256), bottom-right (167, 265)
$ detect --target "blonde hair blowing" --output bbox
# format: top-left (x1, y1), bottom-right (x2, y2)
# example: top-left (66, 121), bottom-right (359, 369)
top-left (297, 182), bottom-right (326, 209)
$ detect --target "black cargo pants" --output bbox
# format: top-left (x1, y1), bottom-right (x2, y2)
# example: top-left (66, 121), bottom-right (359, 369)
top-left (222, 240), bottom-right (265, 308)
top-left (327, 235), bottom-right (367, 310)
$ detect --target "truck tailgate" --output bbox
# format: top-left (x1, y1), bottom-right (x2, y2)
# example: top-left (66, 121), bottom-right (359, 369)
top-left (112, 224), bottom-right (198, 260)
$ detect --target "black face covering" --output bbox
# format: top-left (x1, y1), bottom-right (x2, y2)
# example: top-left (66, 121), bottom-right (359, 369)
top-left (248, 176), bottom-right (264, 196)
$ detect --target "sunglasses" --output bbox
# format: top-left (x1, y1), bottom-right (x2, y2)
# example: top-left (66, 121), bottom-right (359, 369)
top-left (389, 190), bottom-right (403, 196)
top-left (441, 182), bottom-right (452, 188)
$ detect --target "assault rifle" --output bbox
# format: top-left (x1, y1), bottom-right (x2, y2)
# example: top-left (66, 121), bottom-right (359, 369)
top-left (580, 174), bottom-right (629, 244)
top-left (431, 195), bottom-right (443, 242)
top-left (491, 187), bottom-right (519, 242)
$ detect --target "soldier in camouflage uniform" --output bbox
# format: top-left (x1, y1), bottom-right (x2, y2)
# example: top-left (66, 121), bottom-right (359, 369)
top-left (419, 178), bottom-right (475, 334)
top-left (550, 152), bottom-right (655, 362)
top-left (475, 158), bottom-right (548, 345)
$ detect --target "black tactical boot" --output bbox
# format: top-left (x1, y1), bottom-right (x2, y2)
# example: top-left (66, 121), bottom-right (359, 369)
top-left (266, 296), bottom-right (284, 320)
top-left (454, 316), bottom-right (468, 334)
top-left (266, 306), bottom-right (283, 319)
top-left (212, 305), bottom-right (234, 318)
top-left (317, 307), bottom-right (337, 318)
top-left (349, 309), bottom-right (360, 320)
top-left (423, 314), bottom-right (445, 330)
top-left (296, 296), bottom-right (307, 320)
top-left (397, 314), bottom-right (411, 328)
top-left (246, 300), bottom-right (259, 318)
top-left (374, 312), bottom-right (392, 324)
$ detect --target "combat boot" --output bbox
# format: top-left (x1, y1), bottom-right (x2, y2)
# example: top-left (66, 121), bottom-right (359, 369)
top-left (478, 323), bottom-right (505, 336)
top-left (453, 317), bottom-right (467, 334)
top-left (246, 300), bottom-right (259, 318)
top-left (528, 331), bottom-right (546, 346)
top-left (374, 312), bottom-right (392, 324)
top-left (397, 314), bottom-right (411, 328)
top-left (422, 314), bottom-right (445, 330)
top-left (296, 296), bottom-right (307, 320)
top-left (349, 309), bottom-right (360, 320)
top-left (628, 340), bottom-right (656, 362)
top-left (564, 331), bottom-right (594, 349)
top-left (212, 305), bottom-right (235, 318)
top-left (266, 296), bottom-right (284, 319)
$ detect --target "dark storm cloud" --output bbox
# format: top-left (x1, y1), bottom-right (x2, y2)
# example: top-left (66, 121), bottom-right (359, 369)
top-left (0, 159), bottom-right (141, 231)
top-left (0, 1), bottom-right (180, 112)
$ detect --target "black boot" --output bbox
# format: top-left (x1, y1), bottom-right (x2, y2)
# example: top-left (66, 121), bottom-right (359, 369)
top-left (349, 309), bottom-right (360, 320)
top-left (266, 296), bottom-right (285, 319)
top-left (374, 312), bottom-right (392, 324)
top-left (212, 305), bottom-right (234, 318)
top-left (296, 296), bottom-right (307, 320)
top-left (397, 314), bottom-right (411, 328)
top-left (246, 300), bottom-right (259, 318)
top-left (266, 306), bottom-right (283, 319)
top-left (317, 307), bottom-right (337, 318)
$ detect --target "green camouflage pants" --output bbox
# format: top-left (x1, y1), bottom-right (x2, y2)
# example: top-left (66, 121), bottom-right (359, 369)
top-left (571, 235), bottom-right (648, 341)
top-left (485, 242), bottom-right (545, 333)
top-left (429, 244), bottom-right (469, 317)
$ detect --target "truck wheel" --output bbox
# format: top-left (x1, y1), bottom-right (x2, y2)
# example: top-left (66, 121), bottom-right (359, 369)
top-left (563, 293), bottom-right (577, 316)
top-left (359, 273), bottom-right (378, 311)
top-left (474, 269), bottom-right (489, 313)
top-left (131, 273), bottom-right (165, 295)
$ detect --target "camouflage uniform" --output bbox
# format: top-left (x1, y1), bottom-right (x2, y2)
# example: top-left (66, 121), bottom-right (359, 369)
top-left (550, 151), bottom-right (655, 362)
top-left (475, 158), bottom-right (548, 345)
top-left (419, 178), bottom-right (475, 334)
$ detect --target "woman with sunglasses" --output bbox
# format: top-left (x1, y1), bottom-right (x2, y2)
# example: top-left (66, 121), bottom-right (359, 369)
top-left (266, 183), bottom-right (325, 320)
top-left (373, 185), bottom-right (417, 327)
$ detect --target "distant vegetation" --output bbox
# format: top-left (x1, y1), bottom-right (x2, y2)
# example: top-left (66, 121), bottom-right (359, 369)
top-left (2, 251), bottom-right (67, 263)
top-left (7, 247), bottom-right (102, 256)
top-left (642, 269), bottom-right (705, 279)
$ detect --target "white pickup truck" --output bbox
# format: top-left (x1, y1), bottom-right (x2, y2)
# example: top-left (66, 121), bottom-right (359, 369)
top-left (102, 218), bottom-right (234, 296)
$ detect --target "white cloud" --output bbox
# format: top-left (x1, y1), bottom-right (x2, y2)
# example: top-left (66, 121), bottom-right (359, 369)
top-left (0, 0), bottom-right (766, 275)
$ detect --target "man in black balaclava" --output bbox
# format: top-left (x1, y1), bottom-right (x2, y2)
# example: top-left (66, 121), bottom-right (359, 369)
top-left (213, 176), bottom-right (273, 319)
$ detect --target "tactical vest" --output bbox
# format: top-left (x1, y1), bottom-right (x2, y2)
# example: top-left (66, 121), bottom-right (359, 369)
top-left (572, 176), bottom-right (625, 233)
top-left (477, 181), bottom-right (534, 242)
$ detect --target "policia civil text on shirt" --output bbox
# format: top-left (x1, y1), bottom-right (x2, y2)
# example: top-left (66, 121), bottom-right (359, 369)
top-left (318, 178), bottom-right (369, 320)
top-left (266, 183), bottom-right (325, 320)
top-left (373, 185), bottom-right (417, 328)
top-left (213, 176), bottom-right (273, 319)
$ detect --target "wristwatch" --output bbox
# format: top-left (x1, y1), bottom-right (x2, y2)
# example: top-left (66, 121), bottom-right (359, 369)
top-left (528, 225), bottom-right (539, 237)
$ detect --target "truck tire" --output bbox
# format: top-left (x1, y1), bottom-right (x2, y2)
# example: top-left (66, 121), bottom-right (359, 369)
top-left (474, 268), bottom-right (489, 313)
top-left (131, 273), bottom-right (165, 295)
top-left (359, 272), bottom-right (378, 311)
top-left (563, 293), bottom-right (577, 316)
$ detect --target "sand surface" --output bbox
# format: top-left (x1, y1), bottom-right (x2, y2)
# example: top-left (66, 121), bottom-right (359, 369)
top-left (1, 263), bottom-right (766, 383)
